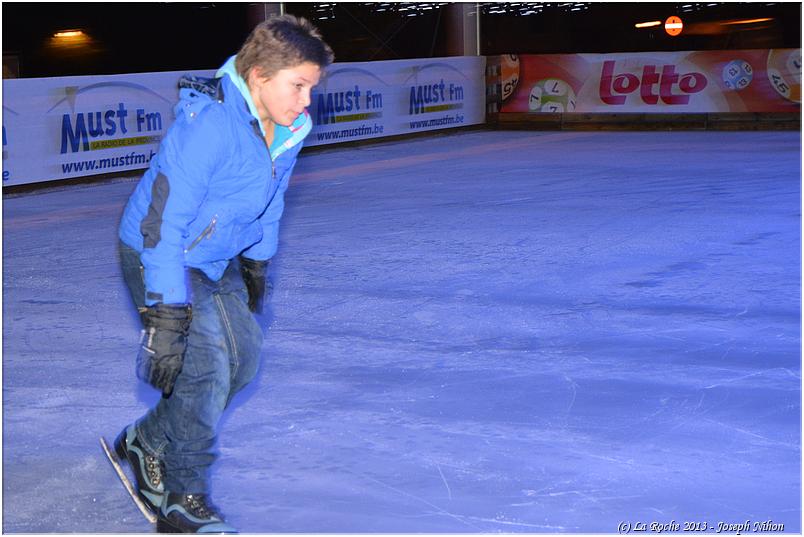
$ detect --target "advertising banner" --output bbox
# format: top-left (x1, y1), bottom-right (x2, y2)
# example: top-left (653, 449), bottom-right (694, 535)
top-left (498, 49), bottom-right (801, 114)
top-left (307, 56), bottom-right (486, 146)
top-left (3, 70), bottom-right (215, 186)
top-left (2, 56), bottom-right (486, 186)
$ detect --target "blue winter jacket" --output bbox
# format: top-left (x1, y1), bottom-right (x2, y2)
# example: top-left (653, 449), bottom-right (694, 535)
top-left (119, 57), bottom-right (311, 306)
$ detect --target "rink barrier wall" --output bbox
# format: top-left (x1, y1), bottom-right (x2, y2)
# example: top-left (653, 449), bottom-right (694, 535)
top-left (2, 56), bottom-right (486, 187)
top-left (5, 50), bottom-right (800, 188)
top-left (486, 50), bottom-right (801, 130)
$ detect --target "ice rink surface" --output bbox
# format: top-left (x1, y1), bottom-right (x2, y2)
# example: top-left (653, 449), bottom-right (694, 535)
top-left (3, 129), bottom-right (801, 533)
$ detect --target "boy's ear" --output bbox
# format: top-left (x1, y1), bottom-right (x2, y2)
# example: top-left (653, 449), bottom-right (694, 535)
top-left (247, 66), bottom-right (266, 86)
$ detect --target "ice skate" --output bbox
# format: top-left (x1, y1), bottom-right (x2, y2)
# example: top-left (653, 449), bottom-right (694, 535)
top-left (157, 493), bottom-right (236, 534)
top-left (114, 424), bottom-right (166, 513)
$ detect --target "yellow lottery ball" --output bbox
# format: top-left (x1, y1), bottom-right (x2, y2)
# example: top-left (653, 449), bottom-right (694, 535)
top-left (501, 54), bottom-right (520, 101)
top-left (767, 49), bottom-right (801, 103)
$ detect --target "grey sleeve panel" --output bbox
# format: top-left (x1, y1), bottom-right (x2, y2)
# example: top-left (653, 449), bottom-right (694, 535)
top-left (140, 173), bottom-right (170, 249)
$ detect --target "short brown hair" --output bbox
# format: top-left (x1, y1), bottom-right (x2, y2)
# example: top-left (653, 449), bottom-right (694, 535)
top-left (235, 15), bottom-right (334, 81)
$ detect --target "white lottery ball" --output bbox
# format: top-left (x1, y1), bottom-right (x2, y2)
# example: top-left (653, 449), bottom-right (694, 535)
top-left (722, 59), bottom-right (753, 91)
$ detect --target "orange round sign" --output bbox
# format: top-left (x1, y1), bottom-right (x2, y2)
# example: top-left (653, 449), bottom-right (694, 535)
top-left (665, 16), bottom-right (683, 36)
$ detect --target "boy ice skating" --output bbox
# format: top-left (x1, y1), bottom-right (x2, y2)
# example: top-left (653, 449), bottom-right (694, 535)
top-left (113, 15), bottom-right (333, 533)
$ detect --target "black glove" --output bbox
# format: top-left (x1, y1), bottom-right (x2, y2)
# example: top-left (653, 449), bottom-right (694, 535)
top-left (136, 303), bottom-right (192, 397)
top-left (239, 256), bottom-right (271, 314)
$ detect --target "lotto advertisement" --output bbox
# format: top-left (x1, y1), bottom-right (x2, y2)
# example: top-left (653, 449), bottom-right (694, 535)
top-left (498, 49), bottom-right (801, 113)
top-left (2, 56), bottom-right (485, 186)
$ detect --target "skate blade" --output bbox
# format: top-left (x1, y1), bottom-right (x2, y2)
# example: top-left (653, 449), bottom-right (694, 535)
top-left (99, 436), bottom-right (157, 524)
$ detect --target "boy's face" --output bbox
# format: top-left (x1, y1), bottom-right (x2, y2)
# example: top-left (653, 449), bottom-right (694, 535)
top-left (250, 62), bottom-right (322, 127)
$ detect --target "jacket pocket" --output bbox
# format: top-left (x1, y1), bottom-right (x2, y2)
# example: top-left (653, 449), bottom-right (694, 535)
top-left (184, 215), bottom-right (218, 253)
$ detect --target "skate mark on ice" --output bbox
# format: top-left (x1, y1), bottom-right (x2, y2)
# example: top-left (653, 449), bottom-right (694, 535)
top-left (343, 468), bottom-right (483, 531)
top-left (700, 418), bottom-right (799, 450)
top-left (703, 368), bottom-right (800, 390)
top-left (460, 515), bottom-right (570, 531)
top-left (563, 374), bottom-right (578, 417)
top-left (435, 463), bottom-right (452, 501)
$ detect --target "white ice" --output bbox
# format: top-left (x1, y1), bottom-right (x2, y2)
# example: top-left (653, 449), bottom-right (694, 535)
top-left (3, 129), bottom-right (801, 532)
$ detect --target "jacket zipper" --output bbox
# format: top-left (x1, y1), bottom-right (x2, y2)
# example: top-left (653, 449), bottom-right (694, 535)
top-left (185, 215), bottom-right (217, 253)
top-left (251, 120), bottom-right (276, 179)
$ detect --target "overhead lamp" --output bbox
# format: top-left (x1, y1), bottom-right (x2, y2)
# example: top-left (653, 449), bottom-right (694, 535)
top-left (49, 28), bottom-right (92, 50)
top-left (635, 20), bottom-right (662, 28)
top-left (53, 29), bottom-right (85, 38)
top-left (721, 17), bottom-right (774, 25)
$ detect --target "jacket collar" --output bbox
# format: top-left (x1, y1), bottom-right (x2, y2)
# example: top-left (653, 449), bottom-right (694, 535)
top-left (215, 56), bottom-right (313, 159)
top-left (216, 56), bottom-right (264, 133)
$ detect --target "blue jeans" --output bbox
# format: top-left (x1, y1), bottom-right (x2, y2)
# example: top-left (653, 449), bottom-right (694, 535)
top-left (119, 242), bottom-right (263, 493)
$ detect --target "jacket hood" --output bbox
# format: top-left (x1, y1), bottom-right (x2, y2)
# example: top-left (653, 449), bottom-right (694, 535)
top-left (216, 56), bottom-right (312, 157)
